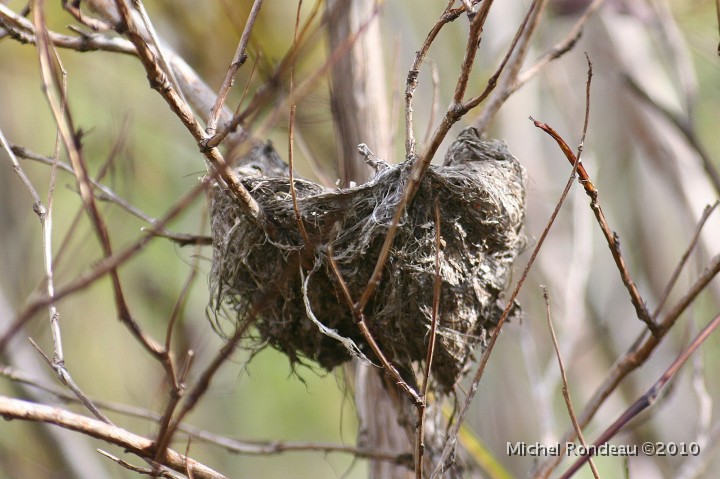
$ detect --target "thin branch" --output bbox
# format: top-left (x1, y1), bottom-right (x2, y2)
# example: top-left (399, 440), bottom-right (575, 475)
top-left (474, 0), bottom-right (549, 132)
top-left (0, 363), bottom-right (407, 463)
top-left (404, 0), bottom-right (463, 157)
top-left (532, 118), bottom-right (658, 335)
top-left (11, 145), bottom-right (209, 246)
top-left (534, 253), bottom-right (720, 478)
top-left (288, 0), bottom-right (310, 247)
top-left (414, 198), bottom-right (443, 479)
top-left (326, 247), bottom-right (422, 406)
top-left (515, 0), bottom-right (606, 91)
top-left (34, 0), bottom-right (167, 358)
top-left (558, 313), bottom-right (720, 479)
top-left (542, 288), bottom-right (600, 479)
top-left (464, 0), bottom-right (540, 115)
top-left (431, 144), bottom-right (580, 479)
top-left (112, 0), bottom-right (260, 221)
top-left (97, 450), bottom-right (176, 478)
top-left (0, 4), bottom-right (135, 54)
top-left (206, 0), bottom-right (264, 136)
top-left (0, 180), bottom-right (207, 353)
top-left (653, 201), bottom-right (719, 320)
top-left (131, 0), bottom-right (188, 106)
top-left (625, 74), bottom-right (720, 195)
top-left (0, 396), bottom-right (227, 479)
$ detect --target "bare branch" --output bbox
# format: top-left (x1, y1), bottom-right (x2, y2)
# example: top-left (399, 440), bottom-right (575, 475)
top-left (0, 396), bottom-right (227, 479)
top-left (206, 0), bottom-right (264, 137)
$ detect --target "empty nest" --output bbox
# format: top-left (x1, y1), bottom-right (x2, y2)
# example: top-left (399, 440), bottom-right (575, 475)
top-left (209, 132), bottom-right (526, 392)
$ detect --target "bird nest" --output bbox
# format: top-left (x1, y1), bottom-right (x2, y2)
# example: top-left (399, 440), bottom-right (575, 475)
top-left (208, 135), bottom-right (526, 393)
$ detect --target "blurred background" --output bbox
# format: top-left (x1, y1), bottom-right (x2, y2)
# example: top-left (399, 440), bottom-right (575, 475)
top-left (1, 0), bottom-right (719, 478)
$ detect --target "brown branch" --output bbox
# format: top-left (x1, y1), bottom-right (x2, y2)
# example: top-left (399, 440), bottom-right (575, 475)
top-left (653, 201), bottom-right (719, 320)
top-left (515, 0), bottom-right (606, 91)
top-left (542, 288), bottom-right (600, 479)
top-left (431, 143), bottom-right (580, 479)
top-left (532, 118), bottom-right (659, 335)
top-left (326, 249), bottom-right (422, 406)
top-left (0, 180), bottom-right (207, 353)
top-left (33, 1), bottom-right (166, 360)
top-left (404, 1), bottom-right (463, 157)
top-left (12, 145), bottom-right (210, 246)
top-left (111, 0), bottom-right (260, 221)
top-left (0, 4), bottom-right (135, 54)
top-left (414, 198), bottom-right (443, 479)
top-left (0, 396), bottom-right (227, 479)
top-left (205, 0), bottom-right (264, 137)
top-left (559, 312), bottom-right (720, 479)
top-left (534, 252), bottom-right (720, 478)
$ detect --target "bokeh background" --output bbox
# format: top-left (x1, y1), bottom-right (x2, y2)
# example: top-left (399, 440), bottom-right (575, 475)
top-left (1, 1), bottom-right (719, 478)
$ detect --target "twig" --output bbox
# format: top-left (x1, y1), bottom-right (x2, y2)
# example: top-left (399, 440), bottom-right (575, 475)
top-left (465, 0), bottom-right (541, 117)
top-left (532, 118), bottom-right (659, 335)
top-left (288, 0), bottom-right (311, 247)
top-left (534, 253), bottom-right (720, 478)
top-left (131, 0), bottom-right (188, 106)
top-left (358, 3), bottom-right (494, 313)
top-left (542, 288), bottom-right (600, 479)
top-left (0, 4), bottom-right (135, 54)
top-left (11, 145), bottom-right (210, 246)
top-left (653, 201), bottom-right (719, 320)
top-left (515, 0), bottom-right (606, 91)
top-left (431, 143), bottom-right (580, 479)
top-left (473, 0), bottom-right (548, 132)
top-left (215, 0), bottom-right (323, 144)
top-left (205, 0), bottom-right (264, 137)
top-left (97, 450), bottom-right (176, 478)
top-left (151, 214), bottom-right (207, 465)
top-left (34, 0), bottom-right (166, 358)
top-left (62, 1), bottom-right (113, 31)
top-left (558, 313), bottom-right (720, 479)
top-left (326, 248), bottom-right (422, 406)
top-left (414, 198), bottom-right (443, 479)
top-left (155, 301), bottom-right (259, 458)
top-left (422, 60), bottom-right (440, 146)
top-left (404, 1), bottom-right (463, 158)
top-left (112, 0), bottom-right (261, 221)
top-left (0, 180), bottom-right (207, 353)
top-left (0, 364), bottom-right (407, 463)
top-left (0, 396), bottom-right (227, 479)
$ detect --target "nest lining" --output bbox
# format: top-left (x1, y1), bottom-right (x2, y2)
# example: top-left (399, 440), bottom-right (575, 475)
top-left (209, 137), bottom-right (526, 392)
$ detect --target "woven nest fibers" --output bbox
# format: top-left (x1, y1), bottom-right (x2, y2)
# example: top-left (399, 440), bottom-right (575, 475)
top-left (209, 134), bottom-right (526, 393)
